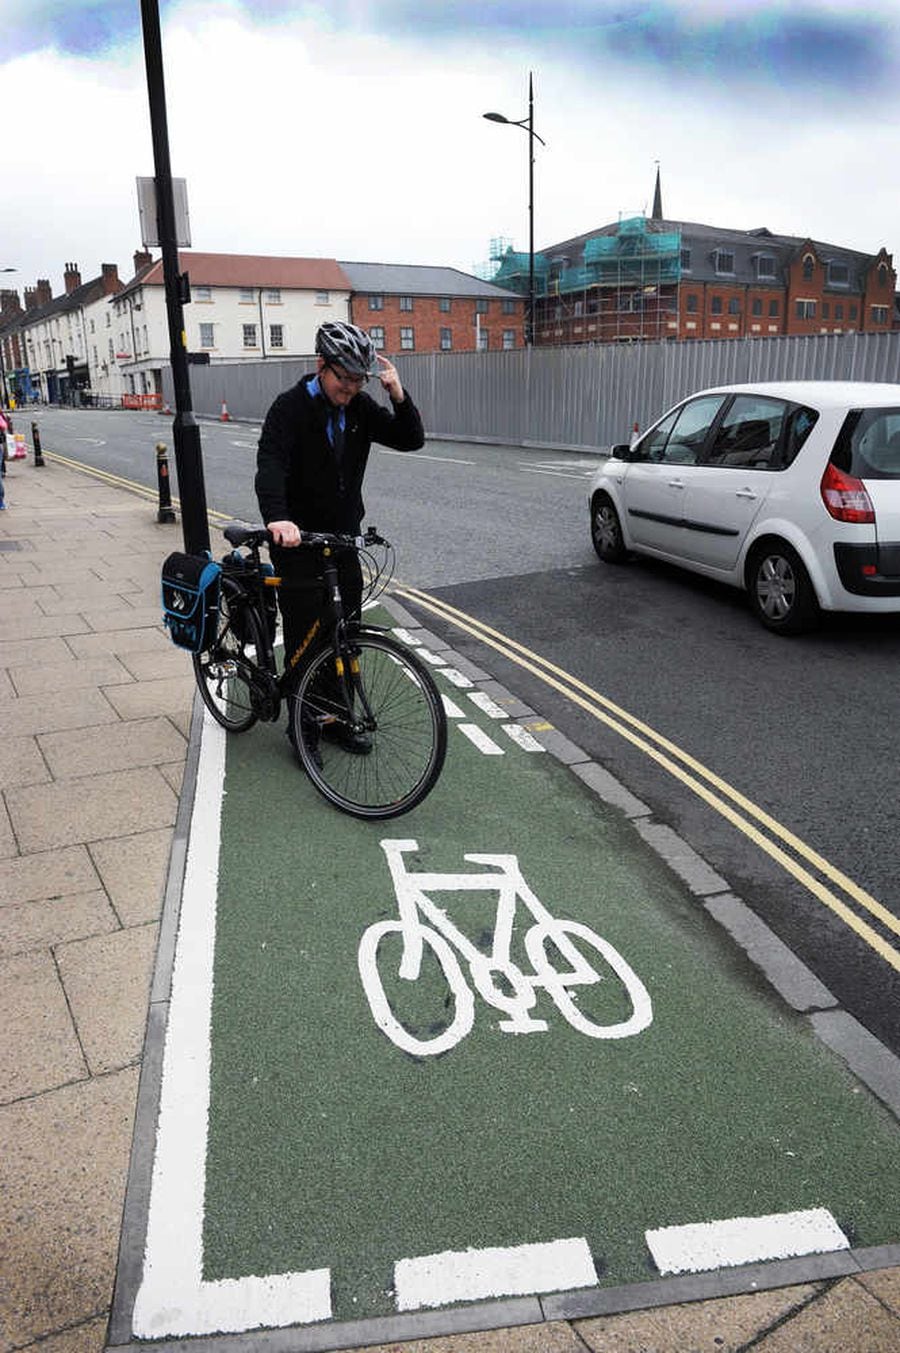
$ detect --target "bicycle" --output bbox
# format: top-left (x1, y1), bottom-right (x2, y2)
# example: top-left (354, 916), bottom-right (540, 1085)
top-left (192, 523), bottom-right (447, 820)
top-left (358, 838), bottom-right (653, 1056)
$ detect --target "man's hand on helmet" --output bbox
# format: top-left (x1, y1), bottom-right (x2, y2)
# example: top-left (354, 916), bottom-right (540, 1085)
top-left (375, 353), bottom-right (404, 403)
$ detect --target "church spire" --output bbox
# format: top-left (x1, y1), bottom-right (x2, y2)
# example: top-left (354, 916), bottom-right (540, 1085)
top-left (651, 162), bottom-right (663, 221)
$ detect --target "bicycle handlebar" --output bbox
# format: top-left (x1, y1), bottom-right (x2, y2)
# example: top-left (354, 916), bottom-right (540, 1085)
top-left (223, 522), bottom-right (388, 552)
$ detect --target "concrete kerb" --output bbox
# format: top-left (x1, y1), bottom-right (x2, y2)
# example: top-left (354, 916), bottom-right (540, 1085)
top-left (108, 592), bottom-right (900, 1352)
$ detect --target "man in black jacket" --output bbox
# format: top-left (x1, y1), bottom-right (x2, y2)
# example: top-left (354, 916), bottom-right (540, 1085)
top-left (255, 321), bottom-right (424, 676)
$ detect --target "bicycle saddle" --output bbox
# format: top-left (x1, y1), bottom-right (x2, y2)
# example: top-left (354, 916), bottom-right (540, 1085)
top-left (223, 522), bottom-right (270, 548)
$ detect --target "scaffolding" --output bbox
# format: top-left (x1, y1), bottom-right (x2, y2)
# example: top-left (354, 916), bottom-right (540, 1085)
top-left (488, 217), bottom-right (683, 345)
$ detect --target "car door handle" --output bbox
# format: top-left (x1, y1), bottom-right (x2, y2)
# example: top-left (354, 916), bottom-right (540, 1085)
top-left (735, 488), bottom-right (758, 499)
top-left (667, 479), bottom-right (685, 489)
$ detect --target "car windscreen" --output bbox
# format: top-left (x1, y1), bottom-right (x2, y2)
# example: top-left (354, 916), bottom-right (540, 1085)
top-left (831, 408), bottom-right (900, 480)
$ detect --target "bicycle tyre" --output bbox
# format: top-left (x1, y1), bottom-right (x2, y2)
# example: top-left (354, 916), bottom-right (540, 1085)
top-left (290, 629), bottom-right (447, 819)
top-left (192, 578), bottom-right (263, 733)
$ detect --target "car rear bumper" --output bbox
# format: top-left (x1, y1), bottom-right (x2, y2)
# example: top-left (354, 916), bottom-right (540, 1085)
top-left (833, 542), bottom-right (900, 596)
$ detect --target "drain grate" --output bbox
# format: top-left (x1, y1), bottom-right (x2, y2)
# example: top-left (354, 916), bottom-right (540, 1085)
top-left (0, 540), bottom-right (24, 551)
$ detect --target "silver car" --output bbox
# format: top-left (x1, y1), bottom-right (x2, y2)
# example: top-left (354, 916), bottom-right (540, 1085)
top-left (588, 381), bottom-right (900, 634)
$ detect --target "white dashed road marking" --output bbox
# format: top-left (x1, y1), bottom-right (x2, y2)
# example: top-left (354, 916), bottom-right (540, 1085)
top-left (458, 724), bottom-right (504, 755)
top-left (645, 1208), bottom-right (849, 1276)
top-left (394, 1237), bottom-right (597, 1311)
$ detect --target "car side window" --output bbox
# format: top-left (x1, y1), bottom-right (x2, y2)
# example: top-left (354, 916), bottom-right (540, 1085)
top-left (705, 395), bottom-right (787, 469)
top-left (635, 396), bottom-right (725, 465)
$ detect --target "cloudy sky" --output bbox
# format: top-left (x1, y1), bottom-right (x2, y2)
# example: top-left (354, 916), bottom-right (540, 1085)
top-left (3, 1), bottom-right (900, 298)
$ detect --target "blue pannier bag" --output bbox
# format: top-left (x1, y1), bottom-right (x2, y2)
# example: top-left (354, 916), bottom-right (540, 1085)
top-left (161, 551), bottom-right (222, 653)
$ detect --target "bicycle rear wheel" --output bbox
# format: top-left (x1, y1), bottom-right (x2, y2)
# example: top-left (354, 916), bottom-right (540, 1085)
top-left (290, 629), bottom-right (447, 819)
top-left (192, 580), bottom-right (263, 733)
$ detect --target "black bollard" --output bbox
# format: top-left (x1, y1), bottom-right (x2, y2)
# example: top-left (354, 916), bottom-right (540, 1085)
top-left (31, 423), bottom-right (45, 467)
top-left (155, 442), bottom-right (176, 524)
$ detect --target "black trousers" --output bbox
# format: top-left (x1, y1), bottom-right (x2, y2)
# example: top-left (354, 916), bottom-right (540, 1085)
top-left (272, 545), bottom-right (363, 674)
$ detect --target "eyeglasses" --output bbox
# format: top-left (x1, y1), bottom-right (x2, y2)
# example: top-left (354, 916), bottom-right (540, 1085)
top-left (326, 363), bottom-right (368, 388)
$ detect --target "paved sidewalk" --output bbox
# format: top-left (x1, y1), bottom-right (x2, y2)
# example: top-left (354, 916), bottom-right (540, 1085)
top-left (1, 451), bottom-right (899, 1353)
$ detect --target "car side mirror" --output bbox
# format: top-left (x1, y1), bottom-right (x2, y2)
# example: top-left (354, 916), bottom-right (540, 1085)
top-left (610, 443), bottom-right (633, 460)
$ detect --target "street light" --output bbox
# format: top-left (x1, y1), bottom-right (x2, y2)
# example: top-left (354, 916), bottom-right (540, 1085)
top-left (0, 268), bottom-right (17, 408)
top-left (483, 72), bottom-right (546, 347)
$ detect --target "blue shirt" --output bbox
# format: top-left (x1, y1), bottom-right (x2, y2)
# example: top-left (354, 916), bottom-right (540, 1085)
top-left (309, 374), bottom-right (345, 447)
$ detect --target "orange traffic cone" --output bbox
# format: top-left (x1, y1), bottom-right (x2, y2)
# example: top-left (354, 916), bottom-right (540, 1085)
top-left (220, 400), bottom-right (230, 421)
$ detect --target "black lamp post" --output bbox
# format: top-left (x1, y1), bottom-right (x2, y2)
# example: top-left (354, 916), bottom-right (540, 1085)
top-left (139, 0), bottom-right (210, 553)
top-left (0, 268), bottom-right (16, 408)
top-left (483, 72), bottom-right (546, 347)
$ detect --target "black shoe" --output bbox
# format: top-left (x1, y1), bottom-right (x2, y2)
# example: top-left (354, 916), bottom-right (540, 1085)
top-left (321, 721), bottom-right (373, 755)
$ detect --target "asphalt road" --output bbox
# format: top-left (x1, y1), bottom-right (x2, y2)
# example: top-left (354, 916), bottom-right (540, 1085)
top-left (24, 403), bottom-right (900, 1054)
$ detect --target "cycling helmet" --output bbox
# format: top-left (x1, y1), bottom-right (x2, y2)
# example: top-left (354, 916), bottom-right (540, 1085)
top-left (315, 321), bottom-right (376, 377)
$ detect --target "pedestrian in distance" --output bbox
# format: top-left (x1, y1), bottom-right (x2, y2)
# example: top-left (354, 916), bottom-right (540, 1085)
top-left (0, 407), bottom-right (9, 510)
top-left (255, 320), bottom-right (425, 740)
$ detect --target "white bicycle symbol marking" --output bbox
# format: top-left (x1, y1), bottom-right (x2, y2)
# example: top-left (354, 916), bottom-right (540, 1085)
top-left (357, 839), bottom-right (653, 1057)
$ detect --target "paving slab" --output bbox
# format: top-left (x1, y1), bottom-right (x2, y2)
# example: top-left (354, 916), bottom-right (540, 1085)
top-left (9, 653), bottom-right (135, 696)
top-left (56, 923), bottom-right (159, 1075)
top-left (574, 1283), bottom-right (823, 1352)
top-left (89, 828), bottom-right (173, 927)
top-left (0, 1068), bottom-right (139, 1347)
top-left (0, 949), bottom-right (86, 1100)
top-left (858, 1266), bottom-right (900, 1317)
top-left (102, 675), bottom-right (195, 721)
top-left (0, 888), bottom-right (119, 956)
top-left (0, 686), bottom-right (120, 738)
top-left (0, 842), bottom-right (101, 906)
top-left (8, 766), bottom-right (177, 853)
top-left (752, 1276), bottom-right (900, 1350)
top-left (0, 732), bottom-right (50, 789)
top-left (39, 717), bottom-right (186, 778)
top-left (66, 626), bottom-right (172, 659)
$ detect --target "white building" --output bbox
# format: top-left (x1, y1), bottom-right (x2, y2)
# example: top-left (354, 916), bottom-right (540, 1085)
top-left (111, 251), bottom-right (351, 402)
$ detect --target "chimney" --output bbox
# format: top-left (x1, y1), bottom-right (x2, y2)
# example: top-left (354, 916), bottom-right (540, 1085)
top-left (24, 286), bottom-right (37, 311)
top-left (35, 278), bottom-right (53, 306)
top-left (101, 262), bottom-right (121, 294)
top-left (0, 289), bottom-right (21, 321)
top-left (133, 249), bottom-right (152, 274)
top-left (64, 262), bottom-right (81, 294)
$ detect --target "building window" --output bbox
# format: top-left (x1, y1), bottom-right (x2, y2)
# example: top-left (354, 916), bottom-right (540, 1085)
top-left (802, 255), bottom-right (814, 279)
top-left (477, 328), bottom-right (489, 350)
top-left (711, 296), bottom-right (722, 314)
top-left (769, 299), bottom-right (779, 317)
top-left (827, 262), bottom-right (849, 287)
top-left (269, 324), bottom-right (284, 348)
top-left (878, 263), bottom-right (889, 287)
top-left (266, 289), bottom-right (282, 303)
top-left (502, 329), bottom-right (515, 350)
top-left (195, 286), bottom-right (212, 302)
top-left (475, 298), bottom-right (489, 314)
top-left (440, 327), bottom-right (452, 351)
top-left (714, 250), bottom-right (734, 275)
top-left (400, 327), bottom-right (414, 350)
top-left (728, 297), bottom-right (740, 314)
top-left (369, 325), bottom-right (385, 350)
top-left (850, 304), bottom-right (858, 321)
top-left (822, 302), bottom-right (830, 319)
top-left (752, 298), bottom-right (762, 316)
top-left (239, 287), bottom-right (255, 303)
top-left (368, 294), bottom-right (384, 310)
top-left (311, 291), bottom-right (328, 305)
top-left (681, 248), bottom-right (691, 270)
top-left (685, 294), bottom-right (698, 313)
top-left (835, 303), bottom-right (844, 320)
top-left (502, 299), bottom-right (516, 314)
top-left (755, 255), bottom-right (776, 280)
top-left (199, 323), bottom-right (214, 348)
top-left (399, 295), bottom-right (413, 311)
top-left (439, 296), bottom-right (451, 312)
top-left (872, 305), bottom-right (889, 324)
top-left (242, 323), bottom-right (257, 347)
top-left (795, 300), bottom-right (816, 319)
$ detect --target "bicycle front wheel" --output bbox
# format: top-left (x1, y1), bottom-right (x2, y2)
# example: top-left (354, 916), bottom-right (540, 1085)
top-left (192, 579), bottom-right (263, 733)
top-left (290, 630), bottom-right (447, 819)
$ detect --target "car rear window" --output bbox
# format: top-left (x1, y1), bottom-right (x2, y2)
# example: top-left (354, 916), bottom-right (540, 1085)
top-left (831, 408), bottom-right (900, 480)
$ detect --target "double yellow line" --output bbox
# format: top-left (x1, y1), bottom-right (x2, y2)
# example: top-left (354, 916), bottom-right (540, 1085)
top-left (393, 582), bottom-right (900, 975)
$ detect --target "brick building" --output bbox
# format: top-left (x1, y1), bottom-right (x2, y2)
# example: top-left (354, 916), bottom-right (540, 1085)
top-left (490, 176), bottom-right (897, 347)
top-left (341, 262), bottom-right (525, 354)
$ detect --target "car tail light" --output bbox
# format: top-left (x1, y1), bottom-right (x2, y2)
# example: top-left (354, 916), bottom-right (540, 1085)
top-left (820, 462), bottom-right (875, 523)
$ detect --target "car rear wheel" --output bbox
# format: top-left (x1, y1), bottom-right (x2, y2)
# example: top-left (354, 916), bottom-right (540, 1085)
top-left (591, 495), bottom-right (628, 564)
top-left (747, 541), bottom-right (820, 635)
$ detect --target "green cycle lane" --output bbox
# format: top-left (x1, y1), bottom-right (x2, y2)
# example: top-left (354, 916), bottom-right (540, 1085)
top-left (130, 615), bottom-right (900, 1342)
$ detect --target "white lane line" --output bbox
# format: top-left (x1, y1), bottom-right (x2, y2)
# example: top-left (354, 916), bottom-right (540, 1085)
top-left (378, 449), bottom-right (476, 464)
top-left (417, 648), bottom-right (447, 666)
top-left (518, 466), bottom-right (590, 480)
top-left (395, 1237), bottom-right (597, 1311)
top-left (646, 1208), bottom-right (849, 1276)
top-left (467, 690), bottom-right (509, 720)
top-left (132, 710), bottom-right (332, 1337)
top-left (441, 694), bottom-right (467, 718)
top-left (503, 723), bottom-right (545, 752)
top-left (439, 668), bottom-right (474, 689)
top-left (392, 627), bottom-right (422, 645)
top-left (458, 723), bottom-right (504, 755)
